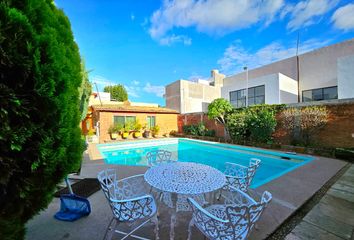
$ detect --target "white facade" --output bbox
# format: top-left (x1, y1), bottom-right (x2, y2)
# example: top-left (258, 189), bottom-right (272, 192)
top-left (165, 38), bottom-right (354, 113)
top-left (338, 55), bottom-right (354, 99)
top-left (165, 80), bottom-right (221, 113)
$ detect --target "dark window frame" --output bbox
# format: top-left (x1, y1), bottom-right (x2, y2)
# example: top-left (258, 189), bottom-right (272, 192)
top-left (229, 85), bottom-right (265, 108)
top-left (302, 86), bottom-right (338, 102)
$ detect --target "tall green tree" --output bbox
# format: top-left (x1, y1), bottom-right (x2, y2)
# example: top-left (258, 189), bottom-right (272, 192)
top-left (207, 98), bottom-right (233, 137)
top-left (0, 0), bottom-right (84, 239)
top-left (78, 60), bottom-right (92, 120)
top-left (104, 84), bottom-right (128, 101)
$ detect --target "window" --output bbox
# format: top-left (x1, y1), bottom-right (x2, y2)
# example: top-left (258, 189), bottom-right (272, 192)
top-left (113, 116), bottom-right (136, 126)
top-left (230, 89), bottom-right (246, 108)
top-left (229, 85), bottom-right (265, 108)
top-left (147, 116), bottom-right (156, 129)
top-left (302, 86), bottom-right (337, 102)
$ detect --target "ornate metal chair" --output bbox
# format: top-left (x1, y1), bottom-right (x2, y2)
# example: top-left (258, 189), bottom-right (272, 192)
top-left (146, 150), bottom-right (176, 208)
top-left (187, 187), bottom-right (272, 240)
top-left (97, 169), bottom-right (159, 240)
top-left (146, 149), bottom-right (174, 166)
top-left (224, 158), bottom-right (261, 192)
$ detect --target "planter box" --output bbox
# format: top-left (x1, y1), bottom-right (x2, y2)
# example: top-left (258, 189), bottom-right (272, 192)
top-left (335, 148), bottom-right (354, 162)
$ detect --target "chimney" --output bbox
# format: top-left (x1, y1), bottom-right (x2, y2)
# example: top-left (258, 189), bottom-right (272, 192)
top-left (210, 69), bottom-right (225, 87)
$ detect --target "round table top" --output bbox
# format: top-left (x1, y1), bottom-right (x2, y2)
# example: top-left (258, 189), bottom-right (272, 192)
top-left (144, 162), bottom-right (226, 195)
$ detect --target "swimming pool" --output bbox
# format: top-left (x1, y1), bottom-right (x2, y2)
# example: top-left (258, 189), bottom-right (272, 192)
top-left (97, 138), bottom-right (313, 188)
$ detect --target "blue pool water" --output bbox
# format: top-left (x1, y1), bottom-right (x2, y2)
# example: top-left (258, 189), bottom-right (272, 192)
top-left (98, 138), bottom-right (313, 188)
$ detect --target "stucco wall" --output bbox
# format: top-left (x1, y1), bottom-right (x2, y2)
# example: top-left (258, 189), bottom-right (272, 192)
top-left (338, 55), bottom-right (354, 99)
top-left (97, 111), bottom-right (178, 143)
top-left (222, 73), bottom-right (281, 104)
top-left (166, 80), bottom-right (221, 114)
top-left (298, 39), bottom-right (354, 100)
top-left (279, 73), bottom-right (299, 103)
top-left (165, 81), bottom-right (181, 112)
top-left (221, 38), bottom-right (354, 104)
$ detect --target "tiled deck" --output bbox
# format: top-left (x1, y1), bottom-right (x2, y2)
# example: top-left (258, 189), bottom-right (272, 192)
top-left (26, 147), bottom-right (349, 240)
top-left (285, 164), bottom-right (354, 240)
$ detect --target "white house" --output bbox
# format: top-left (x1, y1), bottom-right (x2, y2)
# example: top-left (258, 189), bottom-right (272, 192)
top-left (165, 38), bottom-right (354, 113)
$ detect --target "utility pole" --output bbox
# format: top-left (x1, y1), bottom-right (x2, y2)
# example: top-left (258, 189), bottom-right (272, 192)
top-left (94, 82), bottom-right (103, 106)
top-left (296, 32), bottom-right (300, 103)
top-left (244, 66), bottom-right (248, 107)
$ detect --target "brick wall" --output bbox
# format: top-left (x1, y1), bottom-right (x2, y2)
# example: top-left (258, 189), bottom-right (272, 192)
top-left (97, 111), bottom-right (178, 143)
top-left (177, 113), bottom-right (225, 137)
top-left (179, 100), bottom-right (354, 148)
top-left (274, 101), bottom-right (354, 148)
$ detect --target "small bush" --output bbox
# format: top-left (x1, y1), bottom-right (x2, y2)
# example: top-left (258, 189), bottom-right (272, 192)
top-left (247, 107), bottom-right (277, 143)
top-left (182, 123), bottom-right (214, 137)
top-left (226, 111), bottom-right (248, 142)
top-left (226, 104), bottom-right (280, 143)
top-left (205, 129), bottom-right (216, 137)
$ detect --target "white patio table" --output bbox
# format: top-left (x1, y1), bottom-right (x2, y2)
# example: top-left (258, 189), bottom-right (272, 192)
top-left (144, 162), bottom-right (226, 239)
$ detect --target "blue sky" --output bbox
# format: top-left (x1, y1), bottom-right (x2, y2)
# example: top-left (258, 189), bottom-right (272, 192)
top-left (56, 0), bottom-right (354, 105)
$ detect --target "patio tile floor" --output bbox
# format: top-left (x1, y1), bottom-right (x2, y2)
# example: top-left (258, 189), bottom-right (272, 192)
top-left (26, 147), bottom-right (349, 240)
top-left (285, 164), bottom-right (354, 240)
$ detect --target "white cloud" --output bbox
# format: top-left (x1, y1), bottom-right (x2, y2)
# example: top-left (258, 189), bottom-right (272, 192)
top-left (159, 34), bottom-right (192, 46)
top-left (217, 39), bottom-right (332, 75)
top-left (148, 0), bottom-right (284, 45)
top-left (284, 0), bottom-right (339, 31)
top-left (331, 3), bottom-right (354, 31)
top-left (143, 83), bottom-right (165, 97)
top-left (90, 75), bottom-right (116, 86)
top-left (131, 13), bottom-right (135, 21)
top-left (90, 76), bottom-right (165, 99)
top-left (125, 86), bottom-right (141, 98)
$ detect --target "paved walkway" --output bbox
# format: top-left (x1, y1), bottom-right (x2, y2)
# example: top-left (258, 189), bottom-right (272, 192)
top-left (286, 164), bottom-right (354, 240)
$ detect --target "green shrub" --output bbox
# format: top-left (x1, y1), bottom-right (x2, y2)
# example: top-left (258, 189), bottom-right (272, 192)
top-left (227, 104), bottom-right (281, 143)
top-left (226, 111), bottom-right (248, 142)
top-left (182, 123), bottom-right (213, 137)
top-left (247, 107), bottom-right (277, 143)
top-left (183, 125), bottom-right (198, 135)
top-left (196, 122), bottom-right (207, 136)
top-left (0, 1), bottom-right (84, 239)
top-left (204, 129), bottom-right (216, 137)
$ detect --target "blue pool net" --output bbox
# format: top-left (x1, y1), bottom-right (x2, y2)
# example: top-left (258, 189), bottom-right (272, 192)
top-left (54, 194), bottom-right (91, 222)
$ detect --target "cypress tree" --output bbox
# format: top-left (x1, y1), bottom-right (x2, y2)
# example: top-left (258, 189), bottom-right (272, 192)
top-left (0, 0), bottom-right (84, 238)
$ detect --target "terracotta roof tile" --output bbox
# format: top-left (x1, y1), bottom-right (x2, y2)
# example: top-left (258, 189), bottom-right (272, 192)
top-left (92, 104), bottom-right (178, 114)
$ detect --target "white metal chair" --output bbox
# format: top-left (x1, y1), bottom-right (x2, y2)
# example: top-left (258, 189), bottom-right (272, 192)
top-left (187, 187), bottom-right (272, 240)
top-left (97, 169), bottom-right (159, 240)
top-left (146, 150), bottom-right (176, 208)
top-left (224, 158), bottom-right (261, 192)
top-left (146, 149), bottom-right (173, 166)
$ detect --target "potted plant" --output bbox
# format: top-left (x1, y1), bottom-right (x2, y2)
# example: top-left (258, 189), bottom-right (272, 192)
top-left (151, 125), bottom-right (160, 138)
top-left (143, 124), bottom-right (150, 138)
top-left (133, 120), bottom-right (142, 138)
top-left (108, 125), bottom-right (119, 140)
top-left (122, 120), bottom-right (133, 139)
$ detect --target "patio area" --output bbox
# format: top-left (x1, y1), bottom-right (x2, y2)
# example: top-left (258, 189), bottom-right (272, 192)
top-left (25, 144), bottom-right (352, 240)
